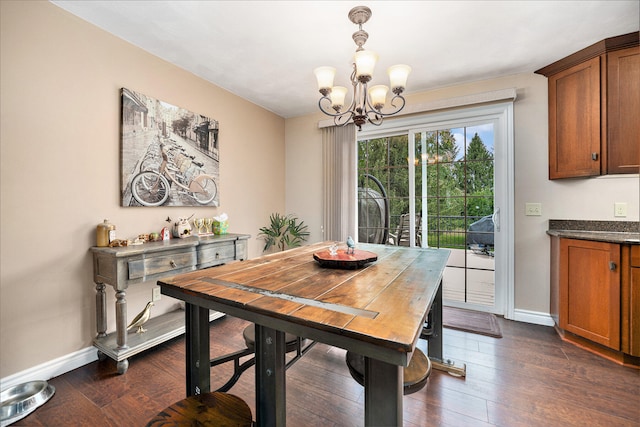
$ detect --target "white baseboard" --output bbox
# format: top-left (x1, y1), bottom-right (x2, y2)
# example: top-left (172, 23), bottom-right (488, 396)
top-left (1, 346), bottom-right (98, 391)
top-left (512, 308), bottom-right (555, 327)
top-left (1, 312), bottom-right (226, 392)
top-left (2, 311), bottom-right (553, 390)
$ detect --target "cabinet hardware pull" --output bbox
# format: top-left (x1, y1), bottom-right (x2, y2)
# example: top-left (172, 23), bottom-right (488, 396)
top-left (609, 261), bottom-right (616, 271)
top-left (215, 252), bottom-right (220, 259)
top-left (170, 260), bottom-right (177, 268)
top-left (592, 152), bottom-right (598, 161)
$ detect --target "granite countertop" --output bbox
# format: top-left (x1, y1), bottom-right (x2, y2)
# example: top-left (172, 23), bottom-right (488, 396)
top-left (547, 220), bottom-right (640, 244)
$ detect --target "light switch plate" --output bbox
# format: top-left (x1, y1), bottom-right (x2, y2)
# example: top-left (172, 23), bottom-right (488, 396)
top-left (525, 203), bottom-right (542, 216)
top-left (614, 202), bottom-right (627, 217)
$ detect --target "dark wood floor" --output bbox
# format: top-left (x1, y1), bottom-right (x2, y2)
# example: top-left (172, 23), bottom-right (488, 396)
top-left (14, 314), bottom-right (640, 426)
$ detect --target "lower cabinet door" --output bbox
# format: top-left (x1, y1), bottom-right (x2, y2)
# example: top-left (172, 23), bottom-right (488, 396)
top-left (560, 238), bottom-right (621, 349)
top-left (626, 246), bottom-right (640, 356)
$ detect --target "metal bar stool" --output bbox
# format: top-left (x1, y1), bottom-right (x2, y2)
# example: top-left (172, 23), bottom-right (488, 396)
top-left (146, 392), bottom-right (252, 426)
top-left (345, 347), bottom-right (432, 395)
top-left (345, 312), bottom-right (434, 395)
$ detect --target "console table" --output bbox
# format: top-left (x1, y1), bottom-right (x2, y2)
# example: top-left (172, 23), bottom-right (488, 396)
top-left (90, 233), bottom-right (249, 374)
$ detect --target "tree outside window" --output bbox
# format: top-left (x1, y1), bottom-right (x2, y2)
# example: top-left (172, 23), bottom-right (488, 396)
top-left (358, 129), bottom-right (494, 250)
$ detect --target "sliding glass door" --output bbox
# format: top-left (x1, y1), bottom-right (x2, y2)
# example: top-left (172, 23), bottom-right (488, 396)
top-left (357, 103), bottom-right (514, 316)
top-left (413, 125), bottom-right (495, 308)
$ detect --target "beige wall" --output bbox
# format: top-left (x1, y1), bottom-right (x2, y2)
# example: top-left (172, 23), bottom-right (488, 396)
top-left (0, 1), bottom-right (285, 377)
top-left (2, 0), bottom-right (639, 381)
top-left (286, 75), bottom-right (639, 319)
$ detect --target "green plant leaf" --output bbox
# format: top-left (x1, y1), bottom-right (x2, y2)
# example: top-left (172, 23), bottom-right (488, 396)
top-left (258, 213), bottom-right (309, 252)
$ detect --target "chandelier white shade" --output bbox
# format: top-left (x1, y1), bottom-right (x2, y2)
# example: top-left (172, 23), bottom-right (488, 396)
top-left (388, 64), bottom-right (412, 92)
top-left (368, 85), bottom-right (389, 109)
top-left (314, 6), bottom-right (411, 130)
top-left (354, 50), bottom-right (378, 81)
top-left (314, 66), bottom-right (337, 92)
top-left (329, 86), bottom-right (348, 109)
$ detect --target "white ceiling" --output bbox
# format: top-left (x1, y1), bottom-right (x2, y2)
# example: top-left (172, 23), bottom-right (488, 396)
top-left (51, 1), bottom-right (639, 119)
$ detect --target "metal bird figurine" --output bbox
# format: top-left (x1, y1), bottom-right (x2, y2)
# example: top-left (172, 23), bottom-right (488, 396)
top-left (127, 301), bottom-right (154, 333)
top-left (346, 236), bottom-right (355, 254)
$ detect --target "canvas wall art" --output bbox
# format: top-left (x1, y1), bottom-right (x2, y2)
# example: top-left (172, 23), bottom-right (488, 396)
top-left (120, 88), bottom-right (220, 207)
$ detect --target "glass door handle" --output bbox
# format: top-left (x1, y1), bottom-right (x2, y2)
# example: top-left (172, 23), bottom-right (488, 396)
top-left (492, 208), bottom-right (500, 232)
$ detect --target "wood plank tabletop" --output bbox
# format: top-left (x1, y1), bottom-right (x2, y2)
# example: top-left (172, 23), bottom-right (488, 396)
top-left (159, 241), bottom-right (449, 365)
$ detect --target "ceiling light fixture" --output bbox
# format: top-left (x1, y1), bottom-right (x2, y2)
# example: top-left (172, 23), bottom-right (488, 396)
top-left (314, 6), bottom-right (411, 130)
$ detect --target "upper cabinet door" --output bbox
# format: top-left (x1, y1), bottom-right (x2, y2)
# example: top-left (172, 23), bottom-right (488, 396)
top-left (536, 32), bottom-right (639, 180)
top-left (548, 57), bottom-right (602, 179)
top-left (607, 46), bottom-right (640, 175)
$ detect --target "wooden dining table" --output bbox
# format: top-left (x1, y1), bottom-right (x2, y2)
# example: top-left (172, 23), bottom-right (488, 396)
top-left (158, 241), bottom-right (450, 427)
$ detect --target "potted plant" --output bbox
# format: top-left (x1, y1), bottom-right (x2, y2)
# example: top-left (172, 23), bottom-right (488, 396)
top-left (258, 213), bottom-right (310, 252)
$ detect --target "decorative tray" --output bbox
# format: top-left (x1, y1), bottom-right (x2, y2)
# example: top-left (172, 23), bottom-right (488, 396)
top-left (313, 249), bottom-right (378, 269)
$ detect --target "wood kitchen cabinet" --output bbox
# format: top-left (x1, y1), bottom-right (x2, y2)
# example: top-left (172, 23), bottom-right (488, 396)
top-left (607, 47), bottom-right (640, 174)
top-left (622, 245), bottom-right (640, 357)
top-left (558, 238), bottom-right (620, 349)
top-left (536, 32), bottom-right (639, 179)
top-left (550, 236), bottom-right (639, 366)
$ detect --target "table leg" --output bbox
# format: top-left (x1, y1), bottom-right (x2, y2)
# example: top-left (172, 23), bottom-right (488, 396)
top-left (364, 357), bottom-right (402, 427)
top-left (185, 303), bottom-right (211, 396)
top-left (426, 280), bottom-right (466, 376)
top-left (428, 280), bottom-right (444, 361)
top-left (254, 324), bottom-right (286, 427)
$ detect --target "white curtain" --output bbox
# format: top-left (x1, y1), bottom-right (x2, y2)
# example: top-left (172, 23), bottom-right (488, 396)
top-left (322, 124), bottom-right (357, 242)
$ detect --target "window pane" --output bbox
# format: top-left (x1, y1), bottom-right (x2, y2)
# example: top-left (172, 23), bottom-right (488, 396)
top-left (438, 129), bottom-right (461, 162)
top-left (466, 196), bottom-right (493, 218)
top-left (464, 129), bottom-right (494, 195)
top-left (389, 167), bottom-right (409, 197)
top-left (388, 135), bottom-right (409, 166)
top-left (436, 163), bottom-right (462, 198)
top-left (357, 120), bottom-right (496, 307)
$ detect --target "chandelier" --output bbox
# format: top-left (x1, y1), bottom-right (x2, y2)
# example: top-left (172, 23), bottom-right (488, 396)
top-left (314, 6), bottom-right (411, 130)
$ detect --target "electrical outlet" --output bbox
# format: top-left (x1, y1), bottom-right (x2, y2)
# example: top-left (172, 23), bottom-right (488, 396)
top-left (614, 202), bottom-right (627, 217)
top-left (152, 287), bottom-right (161, 302)
top-left (525, 203), bottom-right (542, 216)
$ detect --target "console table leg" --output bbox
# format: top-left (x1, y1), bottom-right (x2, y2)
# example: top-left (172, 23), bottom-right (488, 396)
top-left (95, 283), bottom-right (107, 338)
top-left (117, 359), bottom-right (129, 374)
top-left (115, 290), bottom-right (128, 350)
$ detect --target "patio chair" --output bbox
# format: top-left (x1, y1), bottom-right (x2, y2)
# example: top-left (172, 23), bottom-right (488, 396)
top-left (388, 213), bottom-right (421, 246)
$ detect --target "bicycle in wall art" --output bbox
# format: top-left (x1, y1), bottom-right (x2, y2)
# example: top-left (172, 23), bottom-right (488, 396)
top-left (120, 87), bottom-right (220, 207)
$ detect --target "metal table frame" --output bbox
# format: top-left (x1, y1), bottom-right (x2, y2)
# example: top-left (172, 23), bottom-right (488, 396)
top-left (160, 243), bottom-right (447, 426)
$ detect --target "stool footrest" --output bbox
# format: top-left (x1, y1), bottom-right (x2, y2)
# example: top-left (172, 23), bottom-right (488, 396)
top-left (430, 357), bottom-right (467, 377)
top-left (210, 324), bottom-right (317, 392)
